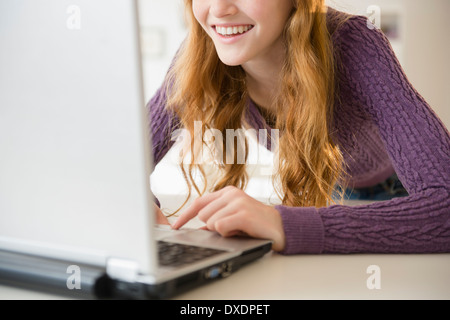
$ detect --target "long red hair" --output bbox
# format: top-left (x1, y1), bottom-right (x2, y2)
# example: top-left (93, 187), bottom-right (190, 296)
top-left (165, 0), bottom-right (346, 212)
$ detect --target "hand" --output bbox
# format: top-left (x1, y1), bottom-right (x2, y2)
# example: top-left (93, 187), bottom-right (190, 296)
top-left (154, 202), bottom-right (171, 225)
top-left (172, 186), bottom-right (286, 252)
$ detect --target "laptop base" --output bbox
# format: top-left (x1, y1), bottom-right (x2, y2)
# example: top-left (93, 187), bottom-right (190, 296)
top-left (0, 243), bottom-right (271, 299)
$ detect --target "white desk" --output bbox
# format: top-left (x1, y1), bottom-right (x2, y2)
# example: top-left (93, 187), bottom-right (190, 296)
top-left (1, 253), bottom-right (449, 300)
top-left (176, 253), bottom-right (450, 300)
top-left (1, 198), bottom-right (449, 300)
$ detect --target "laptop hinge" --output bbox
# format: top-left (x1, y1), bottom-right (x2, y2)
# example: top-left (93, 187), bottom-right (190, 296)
top-left (106, 258), bottom-right (140, 282)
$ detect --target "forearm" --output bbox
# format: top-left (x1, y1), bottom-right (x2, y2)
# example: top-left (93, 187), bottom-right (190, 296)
top-left (276, 187), bottom-right (450, 254)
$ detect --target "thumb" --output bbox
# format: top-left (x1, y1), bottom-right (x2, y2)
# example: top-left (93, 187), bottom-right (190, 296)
top-left (154, 203), bottom-right (170, 225)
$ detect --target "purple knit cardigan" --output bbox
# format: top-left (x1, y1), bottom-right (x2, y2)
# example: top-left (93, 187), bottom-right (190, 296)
top-left (147, 11), bottom-right (450, 254)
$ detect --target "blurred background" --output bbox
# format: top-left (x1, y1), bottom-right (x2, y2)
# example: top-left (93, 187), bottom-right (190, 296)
top-left (138, 0), bottom-right (450, 129)
top-left (140, 0), bottom-right (450, 215)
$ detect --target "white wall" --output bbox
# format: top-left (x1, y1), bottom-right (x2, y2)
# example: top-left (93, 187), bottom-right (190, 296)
top-left (328, 0), bottom-right (450, 129)
top-left (402, 0), bottom-right (450, 130)
top-left (138, 0), bottom-right (186, 102)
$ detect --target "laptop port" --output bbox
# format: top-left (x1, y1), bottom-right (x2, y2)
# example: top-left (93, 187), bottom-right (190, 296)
top-left (204, 262), bottom-right (233, 279)
top-left (220, 262), bottom-right (233, 278)
top-left (204, 266), bottom-right (222, 279)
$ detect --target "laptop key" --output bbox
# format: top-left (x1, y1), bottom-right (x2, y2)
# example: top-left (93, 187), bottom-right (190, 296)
top-left (157, 241), bottom-right (225, 267)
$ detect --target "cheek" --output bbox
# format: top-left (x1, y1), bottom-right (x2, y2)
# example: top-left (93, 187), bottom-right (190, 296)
top-left (192, 1), bottom-right (208, 29)
top-left (241, 1), bottom-right (266, 22)
top-left (252, 0), bottom-right (293, 23)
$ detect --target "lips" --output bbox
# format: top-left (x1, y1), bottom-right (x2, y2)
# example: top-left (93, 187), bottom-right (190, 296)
top-left (213, 25), bottom-right (254, 37)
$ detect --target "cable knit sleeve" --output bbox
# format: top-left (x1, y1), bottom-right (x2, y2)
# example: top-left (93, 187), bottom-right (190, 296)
top-left (147, 81), bottom-right (181, 207)
top-left (276, 15), bottom-right (450, 254)
top-left (147, 84), bottom-right (181, 168)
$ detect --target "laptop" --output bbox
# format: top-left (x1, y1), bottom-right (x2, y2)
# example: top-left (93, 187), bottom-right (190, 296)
top-left (0, 0), bottom-right (272, 299)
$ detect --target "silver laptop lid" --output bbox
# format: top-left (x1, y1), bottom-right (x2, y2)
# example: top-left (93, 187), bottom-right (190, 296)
top-left (0, 0), bottom-right (157, 275)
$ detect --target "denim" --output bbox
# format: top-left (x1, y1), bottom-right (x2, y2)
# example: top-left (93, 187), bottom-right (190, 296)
top-left (340, 174), bottom-right (408, 201)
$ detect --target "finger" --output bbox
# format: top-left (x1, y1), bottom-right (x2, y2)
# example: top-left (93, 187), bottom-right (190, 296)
top-left (225, 230), bottom-right (249, 237)
top-left (203, 202), bottom-right (238, 231)
top-left (172, 190), bottom-right (225, 229)
top-left (197, 196), bottom-right (229, 224)
top-left (154, 203), bottom-right (170, 225)
top-left (215, 212), bottom-right (278, 248)
top-left (214, 213), bottom-right (253, 238)
top-left (156, 212), bottom-right (170, 225)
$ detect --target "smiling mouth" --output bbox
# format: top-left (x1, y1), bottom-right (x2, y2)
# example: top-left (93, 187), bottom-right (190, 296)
top-left (213, 25), bottom-right (254, 37)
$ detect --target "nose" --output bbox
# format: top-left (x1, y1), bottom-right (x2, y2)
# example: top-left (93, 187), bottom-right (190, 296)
top-left (210, 0), bottom-right (238, 18)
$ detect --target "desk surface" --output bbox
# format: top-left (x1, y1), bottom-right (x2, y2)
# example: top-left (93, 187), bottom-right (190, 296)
top-left (1, 253), bottom-right (449, 300)
top-left (1, 199), bottom-right (449, 300)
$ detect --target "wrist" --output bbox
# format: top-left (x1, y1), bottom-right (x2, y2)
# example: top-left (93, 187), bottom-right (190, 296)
top-left (270, 206), bottom-right (286, 252)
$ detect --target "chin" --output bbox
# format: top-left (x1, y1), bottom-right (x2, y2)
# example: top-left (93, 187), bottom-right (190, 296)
top-left (216, 52), bottom-right (247, 67)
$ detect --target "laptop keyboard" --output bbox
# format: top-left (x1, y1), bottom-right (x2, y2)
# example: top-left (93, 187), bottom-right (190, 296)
top-left (157, 241), bottom-right (225, 267)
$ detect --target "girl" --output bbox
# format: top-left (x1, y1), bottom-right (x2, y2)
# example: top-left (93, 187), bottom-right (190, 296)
top-left (149, 0), bottom-right (450, 254)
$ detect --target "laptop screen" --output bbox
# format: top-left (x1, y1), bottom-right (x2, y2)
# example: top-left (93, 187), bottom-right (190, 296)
top-left (0, 0), bottom-right (157, 274)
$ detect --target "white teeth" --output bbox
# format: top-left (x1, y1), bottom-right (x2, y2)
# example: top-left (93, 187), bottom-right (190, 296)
top-left (215, 25), bottom-right (253, 36)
